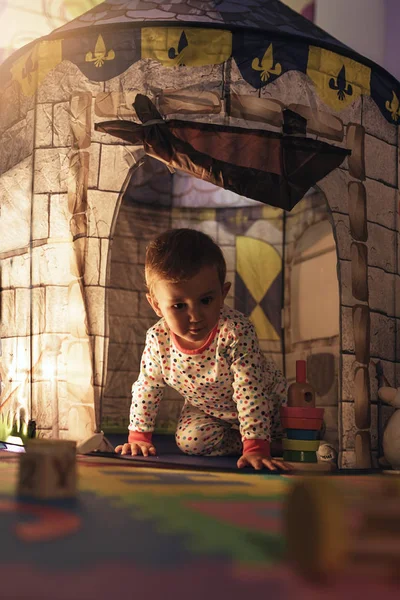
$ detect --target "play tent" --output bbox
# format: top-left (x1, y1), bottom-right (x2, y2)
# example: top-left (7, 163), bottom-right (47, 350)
top-left (0, 0), bottom-right (399, 468)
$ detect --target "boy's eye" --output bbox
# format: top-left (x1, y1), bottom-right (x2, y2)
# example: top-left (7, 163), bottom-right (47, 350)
top-left (172, 303), bottom-right (185, 310)
top-left (201, 296), bottom-right (213, 305)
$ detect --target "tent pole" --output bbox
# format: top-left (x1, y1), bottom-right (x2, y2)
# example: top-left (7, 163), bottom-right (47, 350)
top-left (28, 88), bottom-right (39, 433)
top-left (281, 209), bottom-right (287, 379)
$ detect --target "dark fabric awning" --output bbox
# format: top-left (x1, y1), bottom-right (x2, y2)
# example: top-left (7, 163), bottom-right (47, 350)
top-left (95, 94), bottom-right (349, 211)
top-left (52, 0), bottom-right (351, 59)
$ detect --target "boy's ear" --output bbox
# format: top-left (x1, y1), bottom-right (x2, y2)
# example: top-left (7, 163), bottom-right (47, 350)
top-left (222, 281), bottom-right (231, 301)
top-left (146, 293), bottom-right (163, 317)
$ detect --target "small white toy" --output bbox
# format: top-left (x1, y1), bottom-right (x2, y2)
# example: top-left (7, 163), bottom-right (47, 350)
top-left (317, 442), bottom-right (338, 465)
top-left (377, 386), bottom-right (400, 469)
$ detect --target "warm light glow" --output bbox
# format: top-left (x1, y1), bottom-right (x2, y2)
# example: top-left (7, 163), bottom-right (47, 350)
top-left (5, 434), bottom-right (25, 449)
top-left (8, 339), bottom-right (30, 389)
top-left (41, 358), bottom-right (56, 382)
top-left (0, 0), bottom-right (104, 64)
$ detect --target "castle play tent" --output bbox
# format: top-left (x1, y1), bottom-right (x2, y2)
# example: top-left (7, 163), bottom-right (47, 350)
top-left (0, 0), bottom-right (399, 468)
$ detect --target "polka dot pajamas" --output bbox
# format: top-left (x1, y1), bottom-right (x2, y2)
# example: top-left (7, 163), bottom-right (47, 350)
top-left (175, 403), bottom-right (243, 456)
top-left (129, 306), bottom-right (287, 456)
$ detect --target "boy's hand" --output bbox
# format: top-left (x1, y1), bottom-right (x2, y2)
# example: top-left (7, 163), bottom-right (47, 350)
top-left (237, 453), bottom-right (291, 471)
top-left (115, 442), bottom-right (157, 457)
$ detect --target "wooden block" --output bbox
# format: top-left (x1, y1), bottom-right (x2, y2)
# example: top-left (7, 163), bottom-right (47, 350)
top-left (18, 439), bottom-right (77, 500)
top-left (284, 478), bottom-right (348, 578)
top-left (287, 383), bottom-right (316, 408)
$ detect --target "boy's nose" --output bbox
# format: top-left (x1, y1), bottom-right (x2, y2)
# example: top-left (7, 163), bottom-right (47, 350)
top-left (188, 305), bottom-right (203, 322)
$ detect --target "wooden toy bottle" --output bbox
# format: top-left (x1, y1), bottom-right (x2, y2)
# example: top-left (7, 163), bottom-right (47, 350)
top-left (287, 360), bottom-right (315, 408)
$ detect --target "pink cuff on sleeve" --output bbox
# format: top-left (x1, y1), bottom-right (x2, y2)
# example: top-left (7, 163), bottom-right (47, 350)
top-left (128, 431), bottom-right (153, 444)
top-left (243, 438), bottom-right (271, 457)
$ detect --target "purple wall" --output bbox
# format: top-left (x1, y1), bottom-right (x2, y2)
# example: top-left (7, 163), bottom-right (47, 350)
top-left (385, 0), bottom-right (400, 81)
top-left (301, 1), bottom-right (315, 22)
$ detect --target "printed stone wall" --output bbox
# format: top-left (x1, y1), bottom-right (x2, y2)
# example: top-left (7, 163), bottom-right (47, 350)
top-left (0, 80), bottom-right (35, 438)
top-left (103, 200), bottom-right (171, 430)
top-left (243, 69), bottom-right (399, 467)
top-left (0, 155), bottom-right (33, 434)
top-left (318, 97), bottom-right (398, 468)
top-left (397, 123), bottom-right (400, 395)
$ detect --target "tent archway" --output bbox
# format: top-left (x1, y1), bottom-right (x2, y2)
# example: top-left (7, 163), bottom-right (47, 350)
top-left (102, 161), bottom-right (342, 453)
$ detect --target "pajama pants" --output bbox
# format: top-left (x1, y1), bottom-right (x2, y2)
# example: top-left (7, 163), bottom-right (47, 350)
top-left (175, 402), bottom-right (284, 457)
top-left (175, 403), bottom-right (242, 456)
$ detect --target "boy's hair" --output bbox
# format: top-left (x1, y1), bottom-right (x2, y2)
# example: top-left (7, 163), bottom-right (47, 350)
top-left (145, 228), bottom-right (226, 295)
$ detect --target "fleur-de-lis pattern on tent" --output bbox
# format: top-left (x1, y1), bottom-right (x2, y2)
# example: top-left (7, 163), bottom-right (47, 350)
top-left (2, 0), bottom-right (399, 124)
top-left (62, 30), bottom-right (141, 81)
top-left (329, 65), bottom-right (353, 101)
top-left (251, 44), bottom-right (282, 83)
top-left (386, 91), bottom-right (400, 122)
top-left (85, 34), bottom-right (115, 68)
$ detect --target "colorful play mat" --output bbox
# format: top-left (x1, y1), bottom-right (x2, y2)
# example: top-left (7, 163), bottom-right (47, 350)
top-left (0, 452), bottom-right (399, 600)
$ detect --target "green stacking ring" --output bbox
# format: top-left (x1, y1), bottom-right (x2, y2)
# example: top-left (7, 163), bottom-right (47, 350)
top-left (283, 439), bottom-right (320, 452)
top-left (283, 450), bottom-right (318, 463)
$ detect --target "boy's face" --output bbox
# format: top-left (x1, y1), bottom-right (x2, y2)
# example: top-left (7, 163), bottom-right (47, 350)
top-left (147, 265), bottom-right (231, 350)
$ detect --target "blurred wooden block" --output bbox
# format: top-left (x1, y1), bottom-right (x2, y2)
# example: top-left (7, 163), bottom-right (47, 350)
top-left (285, 478), bottom-right (348, 578)
top-left (18, 439), bottom-right (77, 499)
top-left (286, 476), bottom-right (400, 582)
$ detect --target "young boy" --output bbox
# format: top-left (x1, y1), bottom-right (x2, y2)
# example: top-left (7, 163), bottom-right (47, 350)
top-left (115, 228), bottom-right (289, 471)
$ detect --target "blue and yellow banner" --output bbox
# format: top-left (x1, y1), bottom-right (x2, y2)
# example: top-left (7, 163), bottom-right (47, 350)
top-left (141, 28), bottom-right (232, 67)
top-left (10, 39), bottom-right (62, 96)
top-left (307, 46), bottom-right (371, 111)
top-left (370, 70), bottom-right (400, 125)
top-left (5, 23), bottom-right (400, 131)
top-left (63, 30), bottom-right (141, 82)
top-left (233, 33), bottom-right (309, 89)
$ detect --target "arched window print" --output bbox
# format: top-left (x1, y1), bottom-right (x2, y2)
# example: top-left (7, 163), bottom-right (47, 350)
top-left (235, 236), bottom-right (282, 342)
top-left (290, 220), bottom-right (339, 344)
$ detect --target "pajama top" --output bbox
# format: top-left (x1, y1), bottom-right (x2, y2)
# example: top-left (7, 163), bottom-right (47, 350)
top-left (128, 306), bottom-right (287, 456)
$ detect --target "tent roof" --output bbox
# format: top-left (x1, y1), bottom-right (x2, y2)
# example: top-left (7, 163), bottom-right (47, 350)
top-left (52, 0), bottom-right (350, 55)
